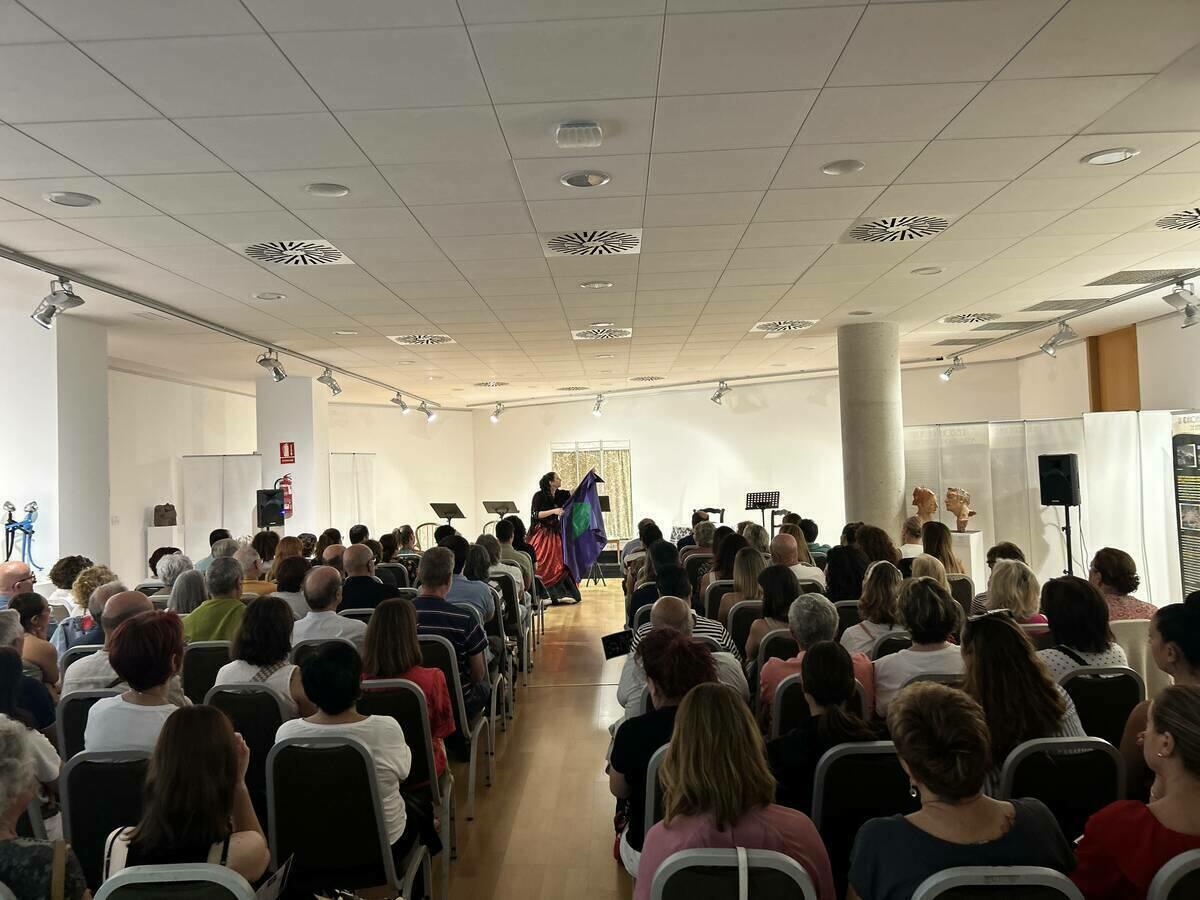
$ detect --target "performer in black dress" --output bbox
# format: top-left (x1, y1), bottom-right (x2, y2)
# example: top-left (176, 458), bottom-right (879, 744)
top-left (528, 471), bottom-right (583, 604)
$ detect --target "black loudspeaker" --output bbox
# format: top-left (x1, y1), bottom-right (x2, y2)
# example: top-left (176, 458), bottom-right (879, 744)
top-left (256, 489), bottom-right (284, 527)
top-left (1038, 454), bottom-right (1081, 507)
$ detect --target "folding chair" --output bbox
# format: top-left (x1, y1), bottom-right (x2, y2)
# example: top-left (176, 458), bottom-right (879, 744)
top-left (180, 640), bottom-right (231, 705)
top-left (340, 608), bottom-right (374, 624)
top-left (267, 736), bottom-right (430, 900)
top-left (359, 678), bottom-right (457, 900)
top-left (642, 744), bottom-right (669, 849)
top-left (490, 570), bottom-right (528, 694)
top-left (771, 674), bottom-right (866, 739)
top-left (703, 579), bottom-right (735, 621)
top-left (798, 579), bottom-right (825, 596)
top-left (60, 644), bottom-right (102, 676)
top-left (650, 848), bottom-right (819, 900)
top-left (947, 574), bottom-right (976, 621)
top-left (684, 554), bottom-right (713, 608)
top-left (758, 629), bottom-right (799, 672)
top-left (61, 751), bottom-right (151, 891)
top-left (633, 603), bottom-right (653, 632)
top-left (290, 636), bottom-right (359, 666)
top-left (452, 601), bottom-right (511, 735)
top-left (420, 635), bottom-right (492, 821)
top-left (94, 864), bottom-right (256, 899)
top-left (1148, 848), bottom-right (1200, 900)
top-left (377, 563), bottom-right (410, 589)
top-left (902, 672), bottom-right (965, 689)
top-left (56, 689), bottom-right (120, 760)
top-left (728, 601), bottom-right (762, 660)
top-left (912, 867), bottom-right (1083, 899)
top-left (1059, 666), bottom-right (1146, 747)
top-left (811, 551), bottom-right (828, 570)
top-left (834, 601), bottom-right (860, 639)
top-left (997, 737), bottom-right (1123, 840)
top-left (872, 630), bottom-right (913, 660)
top-left (1021, 623), bottom-right (1054, 650)
top-left (204, 683), bottom-right (288, 827)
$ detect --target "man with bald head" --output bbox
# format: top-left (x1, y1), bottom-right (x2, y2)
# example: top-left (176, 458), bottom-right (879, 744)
top-left (341, 543), bottom-right (401, 611)
top-left (0, 561), bottom-right (35, 610)
top-left (292, 565), bottom-right (366, 649)
top-left (60, 590), bottom-right (187, 705)
top-left (320, 543), bottom-right (345, 575)
top-left (770, 533), bottom-right (825, 587)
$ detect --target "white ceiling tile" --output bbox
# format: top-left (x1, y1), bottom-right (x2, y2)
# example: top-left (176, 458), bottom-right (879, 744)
top-left (639, 225), bottom-right (746, 253)
top-left (939, 210), bottom-right (1065, 240)
top-left (898, 137), bottom-right (1069, 184)
top-left (514, 155), bottom-right (648, 200)
top-left (81, 35), bottom-right (321, 117)
top-left (738, 220), bottom-right (851, 248)
top-left (380, 161), bottom-right (524, 206)
top-left (0, 1), bottom-right (59, 43)
top-left (638, 250), bottom-right (732, 273)
top-left (556, 275), bottom-right (639, 293)
top-left (296, 206), bottom-right (427, 239)
top-left (0, 218), bottom-right (106, 252)
top-left (457, 258), bottom-right (550, 279)
top-left (709, 285), bottom-right (789, 302)
top-left (659, 8), bottom-right (861, 95)
top-left (651, 91), bottom-right (817, 153)
top-left (22, 0), bottom-right (260, 38)
top-left (1039, 206), bottom-right (1173, 236)
top-left (988, 234), bottom-right (1108, 259)
top-left (22, 119), bottom-right (229, 176)
top-left (176, 113), bottom-right (368, 171)
top-left (866, 181), bottom-right (1006, 216)
top-left (0, 176), bottom-right (156, 217)
top-left (549, 255), bottom-right (641, 276)
top-left (1154, 142), bottom-right (1200, 175)
top-left (333, 236), bottom-right (447, 264)
top-left (471, 276), bottom-right (557, 296)
top-left (976, 176), bottom-right (1130, 213)
top-left (728, 246), bottom-right (827, 270)
top-left (718, 267), bottom-right (805, 286)
top-left (242, 167), bottom-right (403, 210)
top-left (0, 43), bottom-right (157, 123)
top-left (244, 0), bottom-right (463, 29)
top-left (796, 83), bottom-right (983, 144)
top-left (527, 196), bottom-right (644, 231)
top-left (829, 0), bottom-right (1059, 87)
top-left (1085, 47), bottom-right (1200, 134)
top-left (494, 98), bottom-right (655, 159)
top-left (110, 173), bottom-right (278, 215)
top-left (385, 281), bottom-right (476, 300)
top-left (339, 107), bottom-right (510, 165)
top-left (68, 215), bottom-right (212, 248)
top-left (470, 18), bottom-right (662, 104)
top-left (1000, 0), bottom-right (1200, 80)
top-left (275, 28), bottom-right (489, 110)
top-left (459, 0), bottom-right (663, 23)
top-left (772, 142), bottom-right (927, 190)
top-left (1022, 133), bottom-right (1200, 180)
top-left (643, 192), bottom-right (763, 226)
top-left (648, 148), bottom-right (786, 195)
top-left (436, 234), bottom-right (545, 259)
top-left (1087, 173), bottom-right (1200, 208)
top-left (0, 127), bottom-right (87, 180)
top-left (411, 201), bottom-right (535, 237)
top-left (819, 242), bottom-right (919, 266)
top-left (178, 210), bottom-right (321, 243)
top-left (354, 260), bottom-right (463, 282)
top-left (756, 186), bottom-right (881, 222)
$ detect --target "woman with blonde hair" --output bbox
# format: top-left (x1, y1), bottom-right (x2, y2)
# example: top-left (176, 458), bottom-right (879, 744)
top-left (841, 562), bottom-right (906, 656)
top-left (986, 559), bottom-right (1047, 625)
top-left (267, 536), bottom-right (304, 580)
top-left (921, 521), bottom-right (964, 575)
top-left (743, 523), bottom-right (770, 555)
top-left (779, 523), bottom-right (815, 565)
top-left (636, 682), bottom-right (835, 900)
top-left (717, 546), bottom-right (765, 626)
top-left (911, 554), bottom-right (950, 591)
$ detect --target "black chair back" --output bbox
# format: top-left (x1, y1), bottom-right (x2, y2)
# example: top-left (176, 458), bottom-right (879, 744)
top-left (358, 678), bottom-right (440, 804)
top-left (339, 608), bottom-right (373, 624)
top-left (180, 641), bottom-right (231, 705)
top-left (872, 631), bottom-right (913, 660)
top-left (61, 644), bottom-right (102, 676)
top-left (204, 684), bottom-right (286, 826)
top-left (728, 601), bottom-right (762, 659)
top-left (376, 563), bottom-right (408, 589)
top-left (57, 689), bottom-right (120, 760)
top-left (1149, 848), bottom-right (1200, 900)
top-left (290, 637), bottom-right (358, 666)
top-left (773, 674), bottom-right (811, 739)
top-left (947, 574), bottom-right (975, 619)
top-left (703, 580), bottom-right (735, 621)
top-left (489, 571), bottom-right (521, 641)
top-left (91, 863), bottom-right (256, 898)
top-left (420, 634), bottom-right (477, 760)
top-left (684, 554), bottom-right (713, 607)
top-left (395, 554), bottom-right (421, 587)
top-left (1060, 667), bottom-right (1146, 747)
top-left (834, 601), bottom-right (860, 638)
top-left (633, 604), bottom-right (652, 632)
top-left (998, 737), bottom-right (1124, 841)
top-left (62, 751), bottom-right (150, 891)
top-left (759, 630), bottom-right (799, 667)
top-left (654, 849), bottom-right (817, 900)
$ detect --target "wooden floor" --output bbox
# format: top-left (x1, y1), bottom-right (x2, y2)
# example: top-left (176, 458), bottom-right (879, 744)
top-left (445, 581), bottom-right (634, 900)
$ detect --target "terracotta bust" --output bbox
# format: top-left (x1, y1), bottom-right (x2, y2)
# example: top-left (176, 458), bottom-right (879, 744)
top-left (945, 487), bottom-right (976, 533)
top-left (912, 486), bottom-right (938, 524)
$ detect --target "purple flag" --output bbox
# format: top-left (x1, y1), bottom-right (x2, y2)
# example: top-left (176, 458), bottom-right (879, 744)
top-left (561, 468), bottom-right (608, 582)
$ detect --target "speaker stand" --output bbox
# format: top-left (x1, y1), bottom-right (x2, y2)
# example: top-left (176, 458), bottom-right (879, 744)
top-left (1062, 505), bottom-right (1075, 576)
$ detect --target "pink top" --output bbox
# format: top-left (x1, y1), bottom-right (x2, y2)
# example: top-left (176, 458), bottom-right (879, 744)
top-left (1019, 613), bottom-right (1049, 626)
top-left (1105, 595), bottom-right (1157, 622)
top-left (636, 804), bottom-right (835, 900)
top-left (759, 651), bottom-right (875, 725)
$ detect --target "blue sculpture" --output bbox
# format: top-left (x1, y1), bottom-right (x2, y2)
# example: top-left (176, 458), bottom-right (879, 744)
top-left (4, 501), bottom-right (40, 571)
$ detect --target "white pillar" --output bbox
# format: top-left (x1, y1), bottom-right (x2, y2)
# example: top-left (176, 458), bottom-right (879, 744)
top-left (837, 322), bottom-right (905, 530)
top-left (255, 377), bottom-right (330, 537)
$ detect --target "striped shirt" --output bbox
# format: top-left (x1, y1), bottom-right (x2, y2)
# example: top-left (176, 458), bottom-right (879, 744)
top-left (413, 595), bottom-right (488, 683)
top-left (632, 612), bottom-right (740, 661)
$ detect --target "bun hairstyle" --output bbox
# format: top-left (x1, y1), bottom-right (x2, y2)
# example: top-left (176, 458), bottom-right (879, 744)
top-left (539, 471), bottom-right (557, 495)
top-left (1156, 593), bottom-right (1200, 670)
top-left (889, 681), bottom-right (992, 800)
top-left (1091, 547), bottom-right (1140, 595)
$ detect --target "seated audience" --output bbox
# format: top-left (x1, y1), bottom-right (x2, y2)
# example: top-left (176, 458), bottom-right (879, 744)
top-left (841, 522), bottom-right (864, 547)
top-left (855, 525), bottom-right (900, 566)
top-left (349, 524), bottom-right (369, 545)
top-left (621, 518), bottom-right (658, 566)
top-left (495, 520), bottom-right (533, 590)
top-left (396, 525), bottom-right (421, 556)
top-left (143, 546), bottom-right (177, 592)
top-left (824, 545), bottom-right (869, 603)
top-left (629, 568), bottom-right (739, 659)
top-left (152, 553), bottom-right (192, 597)
top-left (801, 518), bottom-right (829, 555)
top-left (767, 641), bottom-right (879, 815)
top-left (625, 523), bottom-right (665, 596)
top-left (51, 565), bottom-right (119, 658)
top-left (268, 556), bottom-right (309, 620)
top-left (364, 539), bottom-right (384, 564)
top-left (1038, 575), bottom-right (1128, 679)
top-left (0, 613), bottom-right (53, 730)
top-left (899, 517), bottom-right (923, 560)
top-left (9, 593), bottom-right (57, 689)
top-left (911, 553), bottom-right (951, 591)
top-left (185, 557), bottom-right (248, 643)
top-left (195, 529), bottom-right (233, 573)
top-left (503, 516), bottom-right (536, 569)
top-left (250, 530), bottom-right (279, 567)
top-left (314, 528), bottom-right (343, 562)
top-left (637, 682), bottom-right (836, 900)
top-left (675, 510), bottom-right (709, 551)
top-left (479, 534), bottom-right (529, 619)
top-left (341, 543), bottom-right (401, 611)
top-left (760, 594), bottom-right (875, 727)
top-left (268, 535), bottom-right (304, 580)
top-left (609, 629), bottom-right (717, 877)
top-left (168, 569), bottom-right (208, 616)
top-left (298, 532), bottom-right (317, 560)
top-left (320, 543), bottom-right (345, 575)
top-left (45, 555), bottom-right (93, 614)
top-left (84, 610), bottom-right (183, 752)
top-left (744, 523), bottom-right (770, 555)
top-left (235, 546), bottom-right (275, 598)
top-left (778, 524), bottom-right (815, 565)
top-left (746, 566), bottom-right (800, 661)
top-left (62, 591), bottom-right (186, 705)
top-left (770, 533), bottom-right (826, 589)
top-left (432, 524), bottom-right (456, 546)
top-left (986, 540), bottom-right (1025, 572)
top-left (214, 595), bottom-right (311, 719)
top-left (716, 546), bottom-right (765, 626)
top-left (981, 559), bottom-right (1047, 624)
top-left (379, 531), bottom-right (399, 564)
top-left (441, 535), bottom-right (495, 623)
top-left (680, 520), bottom-right (714, 563)
top-left (1090, 547), bottom-right (1157, 621)
top-left (0, 717), bottom-right (88, 900)
top-left (628, 540), bottom-right (681, 628)
top-left (841, 562), bottom-right (906, 656)
top-left (1072, 685), bottom-right (1200, 899)
top-left (292, 566), bottom-right (367, 650)
top-left (874, 577), bottom-right (963, 716)
top-left (848, 683), bottom-right (1073, 899)
top-left (103, 706), bottom-right (270, 883)
top-left (921, 521), bottom-right (965, 574)
top-left (412, 548), bottom-right (490, 718)
top-left (363, 598), bottom-right (456, 779)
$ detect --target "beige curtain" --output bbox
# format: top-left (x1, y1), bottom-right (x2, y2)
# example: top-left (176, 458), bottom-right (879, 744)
top-left (549, 444), bottom-right (634, 540)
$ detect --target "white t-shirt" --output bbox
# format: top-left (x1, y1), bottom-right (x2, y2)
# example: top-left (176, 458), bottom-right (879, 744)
top-left (84, 695), bottom-right (176, 753)
top-left (840, 621), bottom-right (907, 657)
top-left (789, 563), bottom-right (826, 589)
top-left (292, 611), bottom-right (367, 649)
top-left (1, 714), bottom-right (59, 783)
top-left (214, 660), bottom-right (299, 719)
top-left (275, 715), bottom-right (411, 843)
top-left (873, 645), bottom-right (964, 716)
top-left (270, 591), bottom-right (307, 620)
top-left (1037, 644), bottom-right (1129, 681)
top-left (900, 543), bottom-right (923, 559)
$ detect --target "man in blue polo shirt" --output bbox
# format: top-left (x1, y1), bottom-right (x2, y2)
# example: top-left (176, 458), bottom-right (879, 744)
top-left (413, 547), bottom-right (490, 718)
top-left (440, 534), bottom-right (496, 623)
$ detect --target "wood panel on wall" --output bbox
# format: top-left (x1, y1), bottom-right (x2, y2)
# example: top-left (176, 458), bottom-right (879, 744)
top-left (1088, 325), bottom-right (1141, 411)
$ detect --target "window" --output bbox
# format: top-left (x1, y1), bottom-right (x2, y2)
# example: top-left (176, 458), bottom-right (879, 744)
top-left (550, 442), bottom-right (633, 540)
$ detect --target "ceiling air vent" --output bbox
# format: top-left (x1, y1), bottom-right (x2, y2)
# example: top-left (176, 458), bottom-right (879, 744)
top-left (542, 229), bottom-right (641, 257)
top-left (557, 385), bottom-right (589, 392)
top-left (630, 375), bottom-right (664, 382)
top-left (1087, 268), bottom-right (1196, 287)
top-left (970, 320), bottom-right (1047, 331)
top-left (132, 311), bottom-right (170, 322)
top-left (474, 381), bottom-right (509, 387)
top-left (237, 239), bottom-right (351, 266)
top-left (843, 215), bottom-right (950, 243)
top-left (940, 312), bottom-right (1000, 325)
top-left (1022, 298), bottom-right (1097, 312)
top-left (572, 327), bottom-right (632, 341)
top-left (387, 334), bottom-right (456, 346)
top-left (751, 320), bottom-right (816, 339)
top-left (1156, 209), bottom-right (1200, 231)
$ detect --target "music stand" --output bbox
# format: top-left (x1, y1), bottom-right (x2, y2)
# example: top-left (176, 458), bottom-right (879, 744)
top-left (587, 496), bottom-right (612, 586)
top-left (745, 491), bottom-right (781, 528)
top-left (598, 495), bottom-right (611, 512)
top-left (430, 503), bottom-right (465, 526)
top-left (483, 500), bottom-right (518, 517)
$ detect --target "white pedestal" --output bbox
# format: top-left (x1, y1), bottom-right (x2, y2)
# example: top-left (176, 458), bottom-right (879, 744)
top-left (951, 530), bottom-right (986, 587)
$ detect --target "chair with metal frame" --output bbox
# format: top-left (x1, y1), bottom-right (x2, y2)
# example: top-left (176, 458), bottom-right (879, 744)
top-left (641, 743), bottom-right (669, 850)
top-left (912, 867), bottom-right (1083, 900)
top-left (203, 683), bottom-right (289, 827)
top-left (289, 636), bottom-right (359, 666)
top-left (61, 750), bottom-right (151, 891)
top-left (60, 644), bottom-right (102, 677)
top-left (180, 640), bottom-right (231, 705)
top-left (339, 608), bottom-right (373, 624)
top-left (94, 864), bottom-right (257, 899)
top-left (757, 629), bottom-right (799, 673)
top-left (728, 600), bottom-right (762, 660)
top-left (56, 689), bottom-right (120, 760)
top-left (872, 630), bottom-right (913, 660)
top-left (901, 672), bottom-right (965, 689)
top-left (798, 579), bottom-right (825, 596)
top-left (650, 848), bottom-right (819, 900)
top-left (377, 562), bottom-right (410, 589)
top-left (771, 674), bottom-right (867, 740)
top-left (452, 601), bottom-right (512, 735)
top-left (1059, 666), bottom-right (1146, 747)
top-left (703, 579), bottom-right (735, 621)
top-left (633, 603), bottom-right (653, 632)
top-left (947, 574), bottom-right (976, 622)
top-left (1148, 848), bottom-right (1200, 900)
top-left (684, 553), bottom-right (714, 608)
top-left (834, 600), bottom-right (860, 639)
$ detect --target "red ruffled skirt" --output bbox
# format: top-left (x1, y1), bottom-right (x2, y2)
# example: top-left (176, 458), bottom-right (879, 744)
top-left (528, 525), bottom-right (569, 587)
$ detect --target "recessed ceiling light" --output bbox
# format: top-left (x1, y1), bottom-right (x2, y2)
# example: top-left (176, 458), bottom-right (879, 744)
top-left (580, 280), bottom-right (614, 289)
top-left (847, 310), bottom-right (873, 316)
top-left (304, 182), bottom-right (351, 197)
top-left (595, 353), bottom-right (615, 359)
top-left (560, 170), bottom-right (611, 189)
top-left (427, 375), bottom-right (442, 381)
top-left (821, 159), bottom-right (866, 176)
top-left (911, 266), bottom-right (944, 276)
top-left (396, 360), bottom-right (415, 366)
top-left (44, 191), bottom-right (100, 208)
top-left (474, 380), bottom-right (509, 388)
top-left (630, 375), bottom-right (663, 382)
top-left (1080, 148), bottom-right (1139, 166)
top-left (253, 291), bottom-right (286, 301)
top-left (590, 321), bottom-right (614, 328)
top-left (333, 330), bottom-right (358, 335)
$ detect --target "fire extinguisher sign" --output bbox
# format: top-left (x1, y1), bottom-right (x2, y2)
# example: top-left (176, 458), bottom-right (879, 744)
top-left (279, 441), bottom-right (296, 464)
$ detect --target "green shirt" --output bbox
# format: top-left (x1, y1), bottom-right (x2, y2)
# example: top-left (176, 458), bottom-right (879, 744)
top-left (500, 544), bottom-right (533, 587)
top-left (182, 596), bottom-right (246, 643)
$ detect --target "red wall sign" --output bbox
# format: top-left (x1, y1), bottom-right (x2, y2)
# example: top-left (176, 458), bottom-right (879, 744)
top-left (279, 441), bottom-right (296, 464)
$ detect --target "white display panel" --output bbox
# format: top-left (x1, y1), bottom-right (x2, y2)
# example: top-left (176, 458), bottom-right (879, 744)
top-left (182, 454), bottom-right (263, 559)
top-left (989, 422), bottom-right (1033, 562)
top-left (329, 452), bottom-right (376, 537)
top-left (939, 422), bottom-right (995, 549)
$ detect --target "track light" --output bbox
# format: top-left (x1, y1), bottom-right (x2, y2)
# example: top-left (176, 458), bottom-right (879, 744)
top-left (490, 402), bottom-right (504, 423)
top-left (390, 393), bottom-right (410, 413)
top-left (1039, 321), bottom-right (1079, 357)
top-left (710, 381), bottom-right (731, 406)
top-left (420, 401), bottom-right (437, 423)
top-left (592, 394), bottom-right (605, 417)
top-left (1164, 283), bottom-right (1200, 329)
top-left (255, 349), bottom-right (286, 382)
top-left (31, 278), bottom-right (84, 329)
top-left (939, 356), bottom-right (965, 382)
top-left (317, 367), bottom-right (342, 396)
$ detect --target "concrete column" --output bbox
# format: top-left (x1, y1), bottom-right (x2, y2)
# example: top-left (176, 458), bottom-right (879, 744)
top-left (256, 376), bottom-right (330, 537)
top-left (837, 322), bottom-right (905, 530)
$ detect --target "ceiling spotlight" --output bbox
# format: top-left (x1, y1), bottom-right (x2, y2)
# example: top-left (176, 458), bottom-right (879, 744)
top-left (317, 367), bottom-right (342, 396)
top-left (847, 310), bottom-right (873, 316)
top-left (420, 401), bottom-right (437, 423)
top-left (939, 356), bottom-right (965, 382)
top-left (1039, 321), bottom-right (1080, 357)
top-left (333, 330), bottom-right (358, 336)
top-left (490, 402), bottom-right (505, 423)
top-left (560, 170), bottom-right (611, 189)
top-left (304, 182), bottom-right (351, 197)
top-left (30, 278), bottom-right (84, 330)
top-left (710, 380), bottom-right (731, 406)
top-left (43, 191), bottom-right (100, 208)
top-left (821, 159), bottom-right (866, 176)
top-left (1080, 148), bottom-right (1139, 166)
top-left (1164, 283), bottom-right (1200, 329)
top-left (911, 266), bottom-right (944, 276)
top-left (580, 280), bottom-right (614, 289)
top-left (255, 349), bottom-right (287, 382)
top-left (592, 394), bottom-right (605, 417)
top-left (590, 321), bottom-right (614, 328)
top-left (555, 121), bottom-right (603, 150)
top-left (390, 393), bottom-right (410, 414)
top-left (253, 291), bottom-right (286, 301)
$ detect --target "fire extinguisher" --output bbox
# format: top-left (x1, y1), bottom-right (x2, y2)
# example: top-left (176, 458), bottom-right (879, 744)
top-left (274, 475), bottom-right (293, 519)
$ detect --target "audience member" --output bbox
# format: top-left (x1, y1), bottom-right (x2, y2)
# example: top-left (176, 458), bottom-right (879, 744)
top-left (478, 534), bottom-right (531, 628)
top-left (746, 566), bottom-right (800, 661)
top-left (1090, 547), bottom-right (1157, 621)
top-left (771, 532), bottom-right (826, 589)
top-left (51, 570), bottom-right (121, 660)
top-left (341, 543), bottom-right (401, 611)
top-left (298, 532), bottom-right (317, 560)
top-left (855, 525), bottom-right (900, 566)
top-left (621, 518), bottom-right (658, 566)
top-left (84, 610), bottom-right (183, 752)
top-left (899, 517), bottom-right (923, 560)
top-left (985, 541), bottom-right (1025, 571)
top-left (412, 549), bottom-right (490, 718)
top-left (848, 683), bottom-right (1073, 900)
top-left (0, 644), bottom-right (60, 824)
top-left (185, 557), bottom-right (247, 643)
top-left (781, 512), bottom-right (801, 526)
top-left (168, 569), bottom-right (208, 616)
top-left (268, 556), bottom-right (309, 620)
top-left (0, 717), bottom-right (88, 899)
top-left (675, 510), bottom-right (710, 551)
top-left (737, 520), bottom-right (753, 536)
top-left (778, 523), bottom-right (816, 566)
top-left (267, 536), bottom-right (304, 580)
top-left (502, 516), bottom-right (536, 569)
top-left (9, 593), bottom-right (57, 690)
top-left (680, 520), bottom-right (715, 562)
top-left (921, 521), bottom-right (964, 574)
top-left (0, 613), bottom-right (52, 730)
top-left (320, 543), bottom-right (345, 575)
top-left (911, 553), bottom-right (951, 591)
top-left (609, 629), bottom-right (717, 877)
top-left (1038, 575), bottom-right (1128, 679)
top-left (495, 520), bottom-right (533, 590)
top-left (45, 555), bottom-right (92, 612)
top-left (637, 682), bottom-right (836, 900)
top-left (625, 524), bottom-right (665, 597)
top-left (363, 598), bottom-right (456, 779)
top-left (349, 524), bottom-right (369, 545)
top-left (145, 546), bottom-right (178, 590)
top-left (629, 568), bottom-right (739, 658)
top-left (103, 706), bottom-right (270, 883)
top-left (396, 525), bottom-right (421, 556)
top-left (767, 642), bottom-right (878, 815)
top-left (440, 535), bottom-right (495, 623)
top-left (315, 528), bottom-right (344, 563)
top-left (824, 545), bottom-right (868, 603)
top-left (379, 532), bottom-right (399, 565)
top-left (195, 529), bottom-right (232, 574)
top-left (743, 523), bottom-right (770, 555)
top-left (802, 519), bottom-right (829, 554)
top-left (364, 539), bottom-right (384, 564)
top-left (250, 531), bottom-right (279, 567)
top-left (292, 566), bottom-right (367, 649)
top-left (981, 559), bottom-right (1047, 624)
top-left (432, 524), bottom-right (456, 546)
top-left (841, 522), bottom-right (863, 547)
top-left (628, 541), bottom-right (680, 627)
top-left (215, 595), bottom-right (311, 719)
top-left (153, 553), bottom-right (192, 597)
top-left (1072, 685), bottom-right (1200, 898)
top-left (235, 546), bottom-right (275, 597)
top-left (841, 562), bottom-right (905, 656)
top-left (874, 578), bottom-right (963, 716)
top-left (717, 547), bottom-right (765, 625)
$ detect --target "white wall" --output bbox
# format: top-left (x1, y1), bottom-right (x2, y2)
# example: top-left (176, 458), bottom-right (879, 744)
top-left (902, 359), bottom-right (1022, 426)
top-left (1138, 314), bottom-right (1200, 411)
top-left (1018, 342), bottom-right (1091, 420)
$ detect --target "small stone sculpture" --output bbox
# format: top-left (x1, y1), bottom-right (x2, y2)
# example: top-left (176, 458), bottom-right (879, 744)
top-left (912, 486), bottom-right (938, 524)
top-left (945, 487), bottom-right (976, 533)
